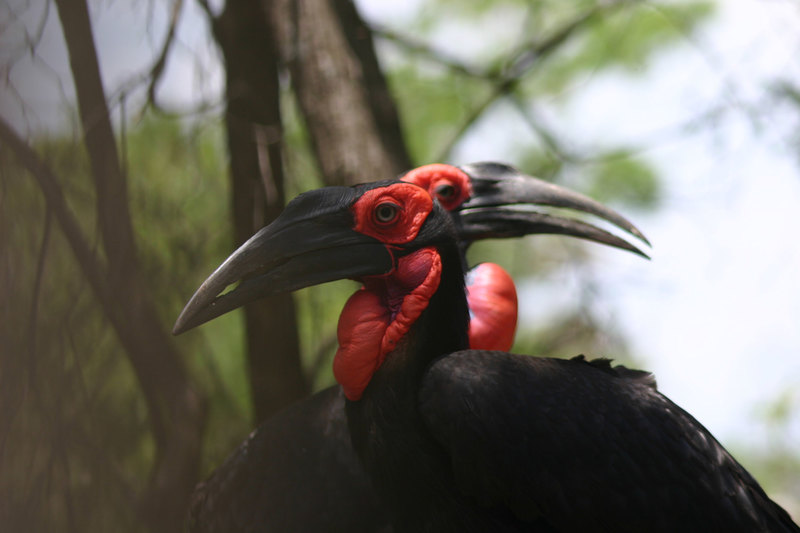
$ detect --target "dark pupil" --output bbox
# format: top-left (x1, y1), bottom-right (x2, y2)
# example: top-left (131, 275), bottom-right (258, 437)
top-left (435, 184), bottom-right (456, 199)
top-left (375, 203), bottom-right (398, 223)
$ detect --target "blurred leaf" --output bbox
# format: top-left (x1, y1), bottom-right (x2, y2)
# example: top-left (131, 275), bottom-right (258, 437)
top-left (587, 150), bottom-right (660, 208)
top-left (514, 147), bottom-right (565, 181)
top-left (528, 2), bottom-right (716, 96)
top-left (387, 64), bottom-right (491, 163)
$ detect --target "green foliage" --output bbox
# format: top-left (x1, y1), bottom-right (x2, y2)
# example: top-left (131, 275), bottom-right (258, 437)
top-left (587, 150), bottom-right (661, 208)
top-left (388, 64), bottom-right (492, 163)
top-left (531, 2), bottom-right (716, 96)
top-left (1, 141), bottom-right (151, 531)
top-left (124, 117), bottom-right (257, 471)
top-left (280, 88), bottom-right (326, 197)
top-left (728, 387), bottom-right (800, 518)
top-left (0, 116), bottom-right (253, 531)
top-left (515, 147), bottom-right (565, 181)
top-left (381, 0), bottom-right (711, 212)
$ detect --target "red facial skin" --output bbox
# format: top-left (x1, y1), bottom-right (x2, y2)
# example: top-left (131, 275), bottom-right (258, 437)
top-left (334, 183), bottom-right (440, 401)
top-left (334, 173), bottom-right (519, 400)
top-left (401, 164), bottom-right (472, 212)
top-left (351, 183), bottom-right (433, 245)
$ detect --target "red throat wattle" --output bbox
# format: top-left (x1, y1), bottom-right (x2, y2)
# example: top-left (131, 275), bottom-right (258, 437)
top-left (333, 248), bottom-right (442, 401)
top-left (466, 263), bottom-right (518, 351)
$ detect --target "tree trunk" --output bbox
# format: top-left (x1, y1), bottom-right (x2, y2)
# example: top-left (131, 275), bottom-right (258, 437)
top-left (265, 0), bottom-right (412, 185)
top-left (210, 0), bottom-right (309, 423)
top-left (202, 0), bottom-right (413, 420)
top-left (53, 1), bottom-right (206, 530)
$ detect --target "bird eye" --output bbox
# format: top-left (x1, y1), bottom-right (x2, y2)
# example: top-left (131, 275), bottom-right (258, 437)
top-left (434, 183), bottom-right (456, 200)
top-left (374, 202), bottom-right (400, 224)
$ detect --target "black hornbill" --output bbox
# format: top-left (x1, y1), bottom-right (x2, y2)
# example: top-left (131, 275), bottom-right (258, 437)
top-left (178, 172), bottom-right (797, 531)
top-left (180, 163), bottom-right (649, 532)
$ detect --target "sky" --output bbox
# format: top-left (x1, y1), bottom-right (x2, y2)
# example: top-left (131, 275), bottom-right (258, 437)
top-left (3, 0), bottom-right (799, 462)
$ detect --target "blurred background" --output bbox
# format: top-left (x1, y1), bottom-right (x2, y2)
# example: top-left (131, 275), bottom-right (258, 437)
top-left (1, 0), bottom-right (798, 531)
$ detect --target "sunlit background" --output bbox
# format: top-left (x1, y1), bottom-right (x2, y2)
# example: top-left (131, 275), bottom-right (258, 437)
top-left (3, 0), bottom-right (799, 526)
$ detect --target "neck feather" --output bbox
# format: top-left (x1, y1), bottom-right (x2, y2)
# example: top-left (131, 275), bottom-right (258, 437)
top-left (345, 240), bottom-right (470, 526)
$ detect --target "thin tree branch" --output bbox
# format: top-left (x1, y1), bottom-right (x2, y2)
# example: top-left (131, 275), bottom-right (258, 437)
top-left (0, 0), bottom-right (51, 64)
top-left (26, 206), bottom-right (52, 378)
top-left (55, 0), bottom-right (139, 279)
top-left (0, 118), bottom-right (111, 306)
top-left (503, 3), bottom-right (608, 79)
top-left (194, 0), bottom-right (215, 21)
top-left (508, 94), bottom-right (581, 163)
top-left (434, 87), bottom-right (503, 162)
top-left (371, 25), bottom-right (491, 80)
top-left (145, 0), bottom-right (184, 111)
top-left (434, 2), bottom-right (625, 161)
top-left (0, 115), bottom-right (204, 532)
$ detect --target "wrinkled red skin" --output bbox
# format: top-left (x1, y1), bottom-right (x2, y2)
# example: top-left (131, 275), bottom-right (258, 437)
top-left (333, 257), bottom-right (518, 401)
top-left (466, 263), bottom-right (518, 352)
top-left (334, 248), bottom-right (441, 401)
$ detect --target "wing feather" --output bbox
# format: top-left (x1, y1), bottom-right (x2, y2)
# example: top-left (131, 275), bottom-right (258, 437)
top-left (419, 350), bottom-right (798, 532)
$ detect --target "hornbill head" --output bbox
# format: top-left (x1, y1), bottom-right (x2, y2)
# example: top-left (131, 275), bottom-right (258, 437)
top-left (402, 162), bottom-right (648, 252)
top-left (173, 164), bottom-right (648, 335)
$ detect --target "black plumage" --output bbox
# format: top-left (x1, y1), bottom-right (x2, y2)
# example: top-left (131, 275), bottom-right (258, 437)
top-left (177, 179), bottom-right (798, 532)
top-left (187, 386), bottom-right (388, 533)
top-left (341, 206), bottom-right (797, 532)
top-left (183, 163), bottom-right (648, 533)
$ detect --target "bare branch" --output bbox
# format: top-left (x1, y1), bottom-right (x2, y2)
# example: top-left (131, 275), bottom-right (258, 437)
top-left (641, 2), bottom-right (747, 121)
top-left (0, 0), bottom-right (50, 62)
top-left (144, 97), bottom-right (226, 119)
top-left (145, 0), bottom-right (185, 111)
top-left (508, 94), bottom-right (581, 163)
top-left (371, 24), bottom-right (491, 80)
top-left (0, 2), bottom-right (71, 134)
top-left (434, 87), bottom-right (501, 162)
top-left (503, 3), bottom-right (607, 79)
top-left (26, 206), bottom-right (52, 367)
top-left (20, 0), bottom-right (52, 57)
top-left (434, 2), bottom-right (626, 161)
top-left (0, 118), bottom-right (111, 304)
top-left (194, 0), bottom-right (215, 21)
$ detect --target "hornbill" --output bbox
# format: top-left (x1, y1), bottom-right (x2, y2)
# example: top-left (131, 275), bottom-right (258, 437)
top-left (180, 163), bottom-right (649, 533)
top-left (177, 175), bottom-right (799, 532)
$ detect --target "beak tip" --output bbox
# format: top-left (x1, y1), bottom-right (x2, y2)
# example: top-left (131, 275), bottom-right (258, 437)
top-left (172, 315), bottom-right (189, 336)
top-left (172, 299), bottom-right (205, 335)
top-left (633, 229), bottom-right (651, 247)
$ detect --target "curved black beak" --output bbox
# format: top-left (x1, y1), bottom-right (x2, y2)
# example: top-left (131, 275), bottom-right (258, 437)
top-left (174, 166), bottom-right (651, 334)
top-left (173, 187), bottom-right (393, 335)
top-left (458, 162), bottom-right (650, 257)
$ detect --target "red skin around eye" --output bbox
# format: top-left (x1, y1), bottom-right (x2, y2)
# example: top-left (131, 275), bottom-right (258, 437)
top-left (351, 183), bottom-right (432, 244)
top-left (466, 263), bottom-right (518, 352)
top-left (401, 164), bottom-right (472, 211)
